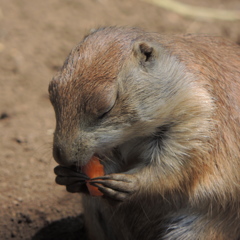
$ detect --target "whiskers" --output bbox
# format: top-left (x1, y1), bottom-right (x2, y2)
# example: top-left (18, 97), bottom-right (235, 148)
top-left (32, 140), bottom-right (56, 169)
top-left (97, 150), bottom-right (120, 174)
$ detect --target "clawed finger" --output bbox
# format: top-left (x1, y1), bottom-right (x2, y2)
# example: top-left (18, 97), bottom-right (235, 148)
top-left (91, 175), bottom-right (110, 180)
top-left (66, 182), bottom-right (87, 193)
top-left (90, 183), bottom-right (128, 201)
top-left (55, 176), bottom-right (86, 185)
top-left (91, 174), bottom-right (131, 182)
top-left (54, 165), bottom-right (89, 180)
top-left (90, 180), bottom-right (133, 193)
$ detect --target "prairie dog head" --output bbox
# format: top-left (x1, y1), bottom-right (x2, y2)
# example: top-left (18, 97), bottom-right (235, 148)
top-left (49, 27), bottom-right (207, 167)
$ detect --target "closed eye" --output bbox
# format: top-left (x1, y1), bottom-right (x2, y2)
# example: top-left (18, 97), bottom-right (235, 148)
top-left (97, 92), bottom-right (118, 120)
top-left (98, 103), bottom-right (114, 120)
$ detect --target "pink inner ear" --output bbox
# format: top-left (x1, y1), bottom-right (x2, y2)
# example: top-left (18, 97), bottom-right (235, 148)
top-left (139, 43), bottom-right (153, 61)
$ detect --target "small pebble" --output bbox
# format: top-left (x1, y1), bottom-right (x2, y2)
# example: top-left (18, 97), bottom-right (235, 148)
top-left (0, 112), bottom-right (9, 120)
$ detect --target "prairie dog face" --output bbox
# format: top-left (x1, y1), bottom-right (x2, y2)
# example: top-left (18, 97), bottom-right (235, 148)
top-left (49, 27), bottom-right (198, 168)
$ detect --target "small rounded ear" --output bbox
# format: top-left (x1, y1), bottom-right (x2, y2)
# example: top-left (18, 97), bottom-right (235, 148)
top-left (133, 41), bottom-right (157, 69)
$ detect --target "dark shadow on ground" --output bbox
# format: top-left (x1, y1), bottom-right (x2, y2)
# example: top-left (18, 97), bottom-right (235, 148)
top-left (32, 215), bottom-right (87, 240)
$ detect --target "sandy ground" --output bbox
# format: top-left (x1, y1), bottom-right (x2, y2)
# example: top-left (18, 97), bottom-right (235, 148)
top-left (0, 0), bottom-right (239, 239)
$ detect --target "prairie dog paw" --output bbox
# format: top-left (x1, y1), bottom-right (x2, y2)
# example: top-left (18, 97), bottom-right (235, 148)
top-left (54, 165), bottom-right (89, 193)
top-left (90, 173), bottom-right (139, 201)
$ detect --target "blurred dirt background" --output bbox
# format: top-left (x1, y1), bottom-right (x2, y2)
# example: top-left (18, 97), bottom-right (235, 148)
top-left (0, 0), bottom-right (239, 239)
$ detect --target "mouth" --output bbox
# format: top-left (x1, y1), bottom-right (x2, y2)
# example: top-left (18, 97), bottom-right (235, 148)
top-left (81, 155), bottom-right (105, 178)
top-left (81, 155), bottom-right (105, 196)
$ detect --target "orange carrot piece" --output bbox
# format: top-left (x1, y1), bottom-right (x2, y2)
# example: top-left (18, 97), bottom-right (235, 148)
top-left (82, 155), bottom-right (104, 196)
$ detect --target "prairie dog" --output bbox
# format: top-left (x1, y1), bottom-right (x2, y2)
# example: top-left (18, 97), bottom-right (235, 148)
top-left (49, 27), bottom-right (240, 240)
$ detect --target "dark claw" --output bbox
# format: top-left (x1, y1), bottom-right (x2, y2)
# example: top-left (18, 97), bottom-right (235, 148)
top-left (91, 176), bottom-right (111, 180)
top-left (91, 174), bottom-right (132, 182)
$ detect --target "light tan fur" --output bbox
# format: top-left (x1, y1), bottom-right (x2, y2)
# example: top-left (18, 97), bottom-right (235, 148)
top-left (49, 27), bottom-right (240, 240)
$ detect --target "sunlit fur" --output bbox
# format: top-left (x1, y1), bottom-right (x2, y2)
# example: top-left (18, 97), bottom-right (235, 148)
top-left (49, 27), bottom-right (240, 240)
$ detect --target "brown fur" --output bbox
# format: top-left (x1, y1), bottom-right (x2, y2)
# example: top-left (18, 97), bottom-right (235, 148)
top-left (49, 27), bottom-right (240, 240)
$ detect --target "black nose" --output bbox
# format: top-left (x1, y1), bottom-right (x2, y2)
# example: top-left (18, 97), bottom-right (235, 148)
top-left (53, 145), bottom-right (67, 166)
